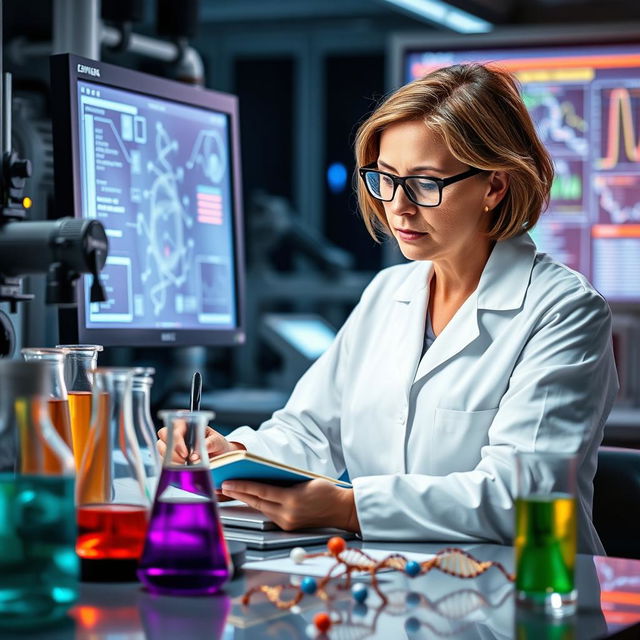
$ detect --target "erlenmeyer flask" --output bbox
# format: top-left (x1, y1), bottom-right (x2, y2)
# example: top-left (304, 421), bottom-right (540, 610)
top-left (138, 410), bottom-right (231, 595)
top-left (76, 367), bottom-right (151, 581)
top-left (132, 367), bottom-right (161, 482)
top-left (0, 360), bottom-right (78, 630)
top-left (56, 344), bottom-right (103, 471)
top-left (21, 348), bottom-right (73, 475)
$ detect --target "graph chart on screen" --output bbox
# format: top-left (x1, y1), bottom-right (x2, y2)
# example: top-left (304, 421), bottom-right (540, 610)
top-left (597, 86), bottom-right (640, 171)
top-left (549, 159), bottom-right (585, 217)
top-left (596, 175), bottom-right (640, 224)
top-left (523, 85), bottom-right (587, 157)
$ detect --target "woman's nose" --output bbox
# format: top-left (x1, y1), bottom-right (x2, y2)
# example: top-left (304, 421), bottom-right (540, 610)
top-left (388, 184), bottom-right (417, 216)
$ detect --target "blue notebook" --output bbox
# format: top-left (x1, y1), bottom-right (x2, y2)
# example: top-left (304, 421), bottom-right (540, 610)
top-left (209, 451), bottom-right (351, 490)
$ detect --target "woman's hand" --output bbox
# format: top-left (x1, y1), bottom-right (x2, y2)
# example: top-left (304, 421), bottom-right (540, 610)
top-left (156, 424), bottom-right (245, 464)
top-left (156, 425), bottom-right (246, 503)
top-left (220, 479), bottom-right (360, 533)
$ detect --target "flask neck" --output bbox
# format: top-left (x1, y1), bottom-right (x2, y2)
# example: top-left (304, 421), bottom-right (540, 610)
top-left (65, 352), bottom-right (99, 392)
top-left (22, 349), bottom-right (68, 400)
top-left (132, 380), bottom-right (154, 429)
top-left (158, 410), bottom-right (214, 470)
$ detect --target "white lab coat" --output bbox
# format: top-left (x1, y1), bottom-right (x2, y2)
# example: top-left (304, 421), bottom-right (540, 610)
top-left (227, 232), bottom-right (618, 554)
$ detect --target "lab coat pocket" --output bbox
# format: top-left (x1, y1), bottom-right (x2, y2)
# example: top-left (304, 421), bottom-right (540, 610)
top-left (432, 407), bottom-right (498, 475)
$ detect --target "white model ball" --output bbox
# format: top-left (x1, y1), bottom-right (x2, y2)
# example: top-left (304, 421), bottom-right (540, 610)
top-left (290, 547), bottom-right (306, 564)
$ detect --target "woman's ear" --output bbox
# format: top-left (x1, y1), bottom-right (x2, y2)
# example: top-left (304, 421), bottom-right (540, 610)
top-left (485, 170), bottom-right (509, 211)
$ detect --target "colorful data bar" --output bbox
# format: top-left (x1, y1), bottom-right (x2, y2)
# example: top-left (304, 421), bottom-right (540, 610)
top-left (197, 186), bottom-right (223, 225)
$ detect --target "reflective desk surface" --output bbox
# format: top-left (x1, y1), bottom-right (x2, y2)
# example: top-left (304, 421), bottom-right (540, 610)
top-left (9, 541), bottom-right (640, 640)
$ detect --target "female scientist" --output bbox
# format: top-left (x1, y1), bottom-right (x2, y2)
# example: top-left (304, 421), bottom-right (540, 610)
top-left (158, 64), bottom-right (618, 553)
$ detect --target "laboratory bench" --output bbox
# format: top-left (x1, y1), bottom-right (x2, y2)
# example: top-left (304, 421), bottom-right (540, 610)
top-left (11, 540), bottom-right (640, 640)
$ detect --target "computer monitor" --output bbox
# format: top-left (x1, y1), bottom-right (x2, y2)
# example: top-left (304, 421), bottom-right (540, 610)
top-left (391, 26), bottom-right (640, 305)
top-left (50, 54), bottom-right (245, 346)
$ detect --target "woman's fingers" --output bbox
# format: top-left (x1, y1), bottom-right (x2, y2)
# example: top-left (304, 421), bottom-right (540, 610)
top-left (188, 429), bottom-right (233, 463)
top-left (204, 429), bottom-right (233, 458)
top-left (155, 421), bottom-right (191, 463)
top-left (157, 424), bottom-right (236, 464)
top-left (220, 488), bottom-right (280, 516)
top-left (156, 431), bottom-right (181, 462)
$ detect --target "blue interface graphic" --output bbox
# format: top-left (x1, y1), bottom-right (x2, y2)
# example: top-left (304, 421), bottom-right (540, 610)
top-left (77, 80), bottom-right (237, 329)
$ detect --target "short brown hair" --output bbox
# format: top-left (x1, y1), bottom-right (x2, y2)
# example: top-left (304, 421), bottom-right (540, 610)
top-left (354, 64), bottom-right (554, 242)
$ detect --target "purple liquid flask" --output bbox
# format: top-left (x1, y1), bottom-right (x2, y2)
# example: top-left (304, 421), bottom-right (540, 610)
top-left (138, 410), bottom-right (231, 595)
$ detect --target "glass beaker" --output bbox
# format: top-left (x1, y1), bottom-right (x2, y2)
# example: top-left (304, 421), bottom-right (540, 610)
top-left (56, 344), bottom-right (103, 471)
top-left (76, 368), bottom-right (151, 581)
top-left (515, 451), bottom-right (578, 617)
top-left (138, 410), bottom-right (231, 595)
top-left (0, 360), bottom-right (78, 630)
top-left (132, 367), bottom-right (161, 482)
top-left (21, 348), bottom-right (73, 475)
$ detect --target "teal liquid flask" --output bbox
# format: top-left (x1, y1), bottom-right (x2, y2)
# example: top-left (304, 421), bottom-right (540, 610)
top-left (138, 410), bottom-right (231, 595)
top-left (0, 360), bottom-right (78, 631)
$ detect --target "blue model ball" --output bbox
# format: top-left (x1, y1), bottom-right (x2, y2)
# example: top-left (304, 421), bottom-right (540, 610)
top-left (405, 616), bottom-right (421, 633)
top-left (406, 591), bottom-right (421, 608)
top-left (300, 577), bottom-right (317, 595)
top-left (405, 560), bottom-right (421, 577)
top-left (351, 582), bottom-right (368, 603)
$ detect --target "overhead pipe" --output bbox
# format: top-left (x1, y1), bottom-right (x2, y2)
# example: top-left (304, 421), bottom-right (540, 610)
top-left (8, 0), bottom-right (204, 86)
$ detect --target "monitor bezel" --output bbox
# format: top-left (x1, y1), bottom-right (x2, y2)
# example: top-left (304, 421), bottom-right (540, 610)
top-left (51, 53), bottom-right (246, 347)
top-left (389, 23), bottom-right (640, 312)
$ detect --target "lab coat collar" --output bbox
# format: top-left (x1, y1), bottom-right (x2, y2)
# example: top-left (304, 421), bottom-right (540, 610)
top-left (392, 232), bottom-right (536, 311)
top-left (392, 262), bottom-right (431, 302)
top-left (393, 232), bottom-right (537, 386)
top-left (476, 232), bottom-right (537, 311)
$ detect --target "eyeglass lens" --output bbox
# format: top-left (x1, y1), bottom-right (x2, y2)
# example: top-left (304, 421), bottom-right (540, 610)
top-left (364, 171), bottom-right (440, 206)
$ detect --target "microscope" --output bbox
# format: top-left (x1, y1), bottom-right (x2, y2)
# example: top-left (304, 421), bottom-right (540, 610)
top-left (0, 68), bottom-right (109, 358)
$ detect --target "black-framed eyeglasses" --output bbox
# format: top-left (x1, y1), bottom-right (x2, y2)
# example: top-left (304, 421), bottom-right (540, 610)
top-left (358, 163), bottom-right (485, 207)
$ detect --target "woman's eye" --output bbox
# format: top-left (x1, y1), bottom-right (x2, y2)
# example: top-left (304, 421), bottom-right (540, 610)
top-left (381, 175), bottom-right (394, 186)
top-left (417, 180), bottom-right (437, 191)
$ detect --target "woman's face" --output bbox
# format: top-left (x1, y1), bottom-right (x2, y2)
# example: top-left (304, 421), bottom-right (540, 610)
top-left (377, 119), bottom-right (499, 263)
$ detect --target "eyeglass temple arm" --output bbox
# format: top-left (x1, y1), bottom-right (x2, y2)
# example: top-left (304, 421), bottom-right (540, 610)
top-left (441, 167), bottom-right (485, 187)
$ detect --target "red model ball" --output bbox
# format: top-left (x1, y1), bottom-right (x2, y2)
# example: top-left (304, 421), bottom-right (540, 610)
top-left (314, 612), bottom-right (332, 633)
top-left (327, 536), bottom-right (346, 556)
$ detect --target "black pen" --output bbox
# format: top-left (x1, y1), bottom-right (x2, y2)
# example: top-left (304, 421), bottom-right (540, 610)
top-left (190, 371), bottom-right (202, 412)
top-left (186, 371), bottom-right (202, 464)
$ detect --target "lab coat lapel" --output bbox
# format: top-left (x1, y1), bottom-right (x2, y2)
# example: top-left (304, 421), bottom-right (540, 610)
top-left (391, 232), bottom-right (536, 387)
top-left (414, 291), bottom-right (479, 383)
top-left (412, 232), bottom-right (538, 383)
top-left (393, 262), bottom-right (432, 389)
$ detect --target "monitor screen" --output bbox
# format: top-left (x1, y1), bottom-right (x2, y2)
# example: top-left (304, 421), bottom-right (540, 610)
top-left (51, 54), bottom-right (245, 346)
top-left (395, 33), bottom-right (640, 304)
